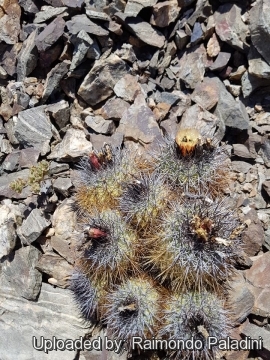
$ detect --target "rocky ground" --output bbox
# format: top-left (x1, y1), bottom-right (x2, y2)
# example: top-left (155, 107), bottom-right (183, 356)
top-left (0, 0), bottom-right (270, 359)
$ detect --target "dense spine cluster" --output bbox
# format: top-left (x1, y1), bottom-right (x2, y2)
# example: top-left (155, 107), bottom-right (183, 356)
top-left (70, 128), bottom-right (242, 359)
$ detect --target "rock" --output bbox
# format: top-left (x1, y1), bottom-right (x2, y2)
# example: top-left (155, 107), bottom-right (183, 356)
top-left (228, 272), bottom-right (255, 324)
top-left (14, 106), bottom-right (52, 156)
top-left (124, 0), bottom-right (158, 16)
top-left (209, 52), bottom-right (231, 71)
top-left (70, 30), bottom-right (100, 72)
top-left (85, 8), bottom-right (110, 21)
top-left (153, 102), bottom-right (171, 121)
top-left (19, 0), bottom-right (39, 14)
top-left (78, 54), bottom-right (130, 106)
top-left (53, 177), bottom-right (72, 197)
top-left (150, 0), bottom-right (180, 28)
top-left (19, 148), bottom-right (40, 168)
top-left (51, 199), bottom-right (76, 264)
top-left (2, 150), bottom-right (20, 171)
top-left (241, 209), bottom-right (265, 256)
top-left (0, 203), bottom-right (22, 259)
top-left (233, 144), bottom-right (254, 159)
top-left (0, 280), bottom-right (90, 360)
top-left (48, 128), bottom-right (92, 160)
top-left (0, 43), bottom-right (22, 77)
top-left (187, 0), bottom-right (211, 27)
top-left (41, 61), bottom-right (69, 103)
top-left (241, 70), bottom-right (270, 98)
top-left (118, 93), bottom-right (162, 144)
top-left (85, 115), bottom-right (116, 135)
top-left (115, 12), bottom-right (165, 48)
top-left (225, 82), bottom-right (241, 97)
top-left (207, 33), bottom-right (220, 57)
top-left (248, 46), bottom-right (270, 79)
top-left (90, 132), bottom-right (124, 151)
top-left (180, 104), bottom-right (218, 136)
top-left (241, 321), bottom-right (270, 358)
top-left (212, 77), bottom-right (249, 130)
top-left (0, 169), bottom-right (31, 199)
top-left (191, 77), bottom-right (219, 110)
top-left (262, 181), bottom-right (270, 197)
top-left (98, 97), bottom-right (130, 120)
top-left (175, 29), bottom-right (189, 50)
top-left (49, 161), bottom-right (69, 175)
top-left (1, 246), bottom-right (42, 300)
top-left (114, 74), bottom-right (142, 102)
top-left (215, 4), bottom-right (249, 52)
top-left (34, 5), bottom-right (68, 24)
top-left (250, 0), bottom-right (270, 65)
top-left (66, 14), bottom-right (108, 36)
top-left (245, 251), bottom-right (270, 288)
top-left (178, 44), bottom-right (207, 89)
top-left (190, 22), bottom-right (204, 45)
top-left (229, 65), bottom-right (246, 81)
top-left (44, 0), bottom-right (84, 7)
top-left (46, 100), bottom-right (70, 129)
top-left (0, 1), bottom-right (21, 45)
top-left (0, 65), bottom-right (7, 79)
top-left (231, 161), bottom-right (252, 174)
top-left (36, 252), bottom-right (73, 288)
top-left (17, 208), bottom-right (51, 245)
top-left (35, 16), bottom-right (65, 52)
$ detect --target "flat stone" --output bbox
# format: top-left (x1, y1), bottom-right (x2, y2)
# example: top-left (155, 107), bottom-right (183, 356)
top-left (36, 252), bottom-right (73, 288)
top-left (229, 65), bottom-right (246, 81)
top-left (0, 279), bottom-right (90, 360)
top-left (241, 321), bottom-right (270, 358)
top-left (17, 208), bottom-right (51, 245)
top-left (0, 2), bottom-right (21, 45)
top-left (175, 29), bottom-right (189, 50)
top-left (1, 246), bottom-right (42, 300)
top-left (35, 16), bottom-right (65, 52)
top-left (241, 209), bottom-right (265, 256)
top-left (90, 132), bottom-right (124, 151)
top-left (178, 44), bottom-right (207, 89)
top-left (0, 203), bottom-right (22, 259)
top-left (115, 12), bottom-right (165, 48)
top-left (150, 0), bottom-right (180, 28)
top-left (153, 102), bottom-right (171, 121)
top-left (233, 144), bottom-right (254, 159)
top-left (248, 46), bottom-right (270, 79)
top-left (19, 0), bottom-right (39, 13)
top-left (34, 6), bottom-right (68, 24)
top-left (180, 104), bottom-right (218, 136)
top-left (2, 150), bottom-right (20, 171)
top-left (231, 161), bottom-right (252, 173)
top-left (190, 22), bottom-right (204, 45)
top-left (262, 181), bottom-right (270, 197)
top-left (19, 148), bottom-right (40, 168)
top-left (124, 0), bottom-right (158, 16)
top-left (0, 169), bottom-right (30, 199)
top-left (114, 74), bottom-right (142, 102)
top-left (250, 0), bottom-right (270, 65)
top-left (85, 8), bottom-right (110, 21)
top-left (212, 77), bottom-right (250, 130)
top-left (44, 0), bottom-right (84, 7)
top-left (53, 177), bottom-right (72, 196)
top-left (85, 115), bottom-right (116, 135)
top-left (66, 14), bottom-right (108, 36)
top-left (14, 106), bottom-right (52, 155)
top-left (46, 100), bottom-right (70, 129)
top-left (49, 161), bottom-right (69, 175)
top-left (98, 97), bottom-right (130, 120)
top-left (210, 52), bottom-right (231, 71)
top-left (48, 128), bottom-right (93, 160)
top-left (241, 70), bottom-right (270, 98)
top-left (41, 61), bottom-right (69, 103)
top-left (215, 3), bottom-right (249, 52)
top-left (191, 77), bottom-right (219, 110)
top-left (118, 93), bottom-right (162, 144)
top-left (207, 33), bottom-right (220, 57)
top-left (78, 54), bottom-right (130, 106)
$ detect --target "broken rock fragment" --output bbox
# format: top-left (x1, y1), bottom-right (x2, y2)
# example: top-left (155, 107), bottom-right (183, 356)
top-left (35, 16), bottom-right (65, 52)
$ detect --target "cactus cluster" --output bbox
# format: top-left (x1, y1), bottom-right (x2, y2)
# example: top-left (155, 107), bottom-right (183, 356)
top-left (70, 128), bottom-right (242, 359)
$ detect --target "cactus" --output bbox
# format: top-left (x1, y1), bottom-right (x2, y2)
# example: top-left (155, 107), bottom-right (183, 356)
top-left (70, 131), bottom-right (243, 359)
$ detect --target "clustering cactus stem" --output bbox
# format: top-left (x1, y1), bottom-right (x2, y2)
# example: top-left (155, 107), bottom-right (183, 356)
top-left (70, 130), bottom-right (243, 359)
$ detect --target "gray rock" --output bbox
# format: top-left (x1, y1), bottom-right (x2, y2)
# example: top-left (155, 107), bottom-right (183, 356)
top-left (124, 0), bottom-right (158, 16)
top-left (150, 0), bottom-right (180, 28)
top-left (241, 209), bottom-right (265, 256)
top-left (0, 65), bottom-right (8, 79)
top-left (212, 77), bottom-right (249, 130)
top-left (35, 16), bottom-right (65, 52)
top-left (42, 61), bottom-right (69, 103)
top-left (190, 22), bottom-right (204, 45)
top-left (248, 46), bottom-right (270, 79)
top-left (36, 252), bottom-right (73, 288)
top-left (19, 148), bottom-right (40, 168)
top-left (0, 2), bottom-right (21, 45)
top-left (2, 150), bottom-right (20, 171)
top-left (250, 0), bottom-right (270, 65)
top-left (78, 54), bottom-right (130, 106)
top-left (19, 0), bottom-right (39, 13)
top-left (178, 44), bottom-right (207, 89)
top-left (209, 52), bottom-right (231, 71)
top-left (0, 203), bottom-right (22, 259)
top-left (90, 132), bottom-right (124, 151)
top-left (46, 100), bottom-right (70, 129)
top-left (53, 177), bottom-right (72, 196)
top-left (1, 246), bottom-right (42, 300)
top-left (241, 321), bottom-right (270, 358)
top-left (114, 74), bottom-right (142, 102)
top-left (99, 97), bottom-right (130, 120)
top-left (215, 4), bottom-right (249, 52)
top-left (44, 0), bottom-right (84, 7)
top-left (14, 106), bottom-right (52, 155)
top-left (49, 161), bottom-right (69, 175)
top-left (175, 29), bottom-right (189, 50)
top-left (0, 280), bottom-right (90, 360)
top-left (187, 0), bottom-right (211, 27)
top-left (48, 128), bottom-right (92, 160)
top-left (231, 161), bottom-right (252, 174)
top-left (17, 209), bottom-right (50, 245)
top-left (0, 169), bottom-right (31, 199)
top-left (70, 30), bottom-right (100, 72)
top-left (191, 77), bottom-right (219, 110)
top-left (85, 115), bottom-right (116, 135)
top-left (118, 93), bottom-right (162, 144)
top-left (233, 144), bottom-right (255, 159)
top-left (34, 6), bottom-right (68, 24)
top-left (115, 12), bottom-right (165, 48)
top-left (66, 14), bottom-right (108, 36)
top-left (241, 70), bottom-right (270, 98)
top-left (262, 181), bottom-right (270, 198)
top-left (85, 8), bottom-right (110, 21)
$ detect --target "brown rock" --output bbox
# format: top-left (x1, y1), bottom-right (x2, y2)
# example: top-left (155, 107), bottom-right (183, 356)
top-left (114, 74), bottom-right (142, 102)
top-left (241, 320), bottom-right (270, 358)
top-left (153, 102), bottom-right (171, 121)
top-left (233, 144), bottom-right (255, 159)
top-left (150, 0), bottom-right (180, 28)
top-left (191, 77), bottom-right (219, 110)
top-left (241, 209), bottom-right (265, 256)
top-left (0, 1), bottom-right (21, 45)
top-left (210, 52), bottom-right (231, 71)
top-left (35, 16), bottom-right (65, 52)
top-left (98, 97), bottom-right (129, 120)
top-left (206, 33), bottom-right (220, 57)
